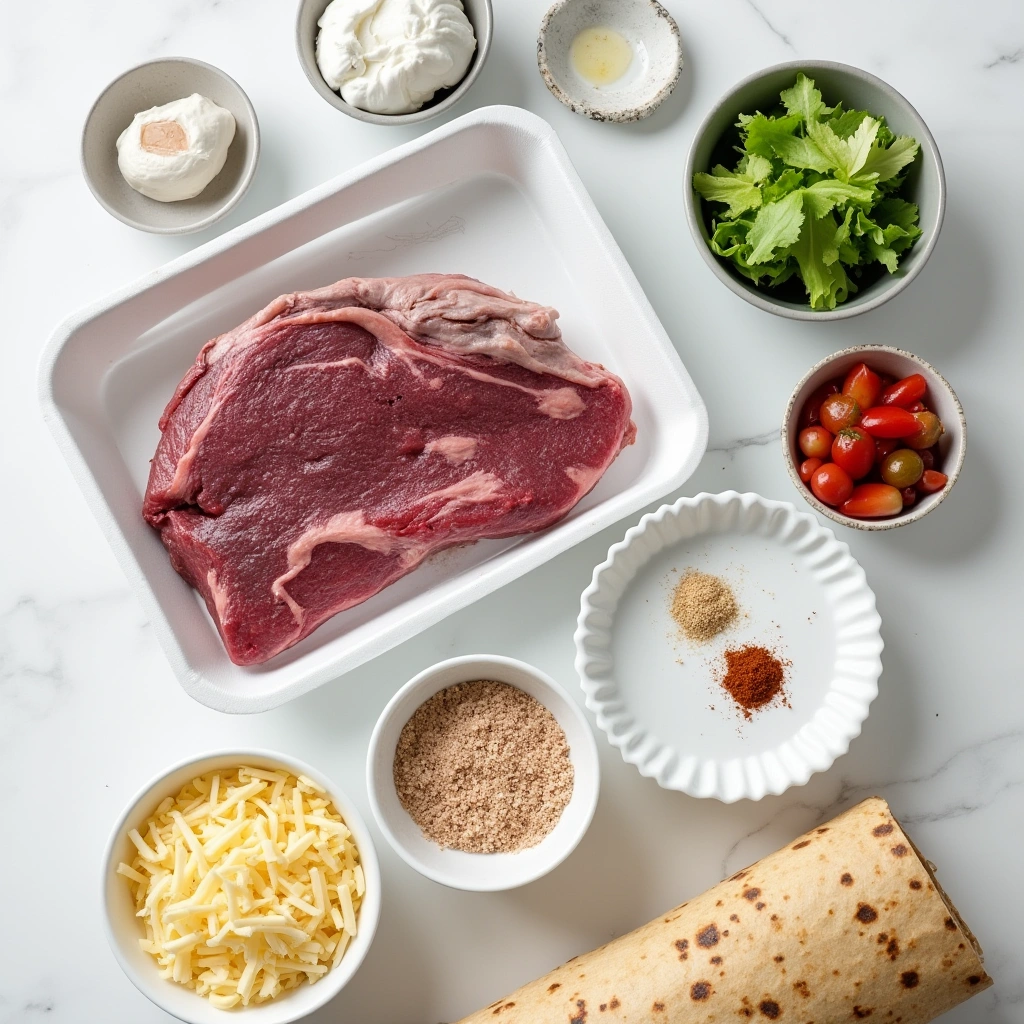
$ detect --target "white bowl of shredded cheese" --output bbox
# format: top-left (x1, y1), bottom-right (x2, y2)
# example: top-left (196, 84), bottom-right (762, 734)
top-left (101, 750), bottom-right (380, 1022)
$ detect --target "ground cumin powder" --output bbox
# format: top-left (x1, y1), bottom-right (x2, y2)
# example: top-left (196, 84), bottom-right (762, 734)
top-left (670, 570), bottom-right (738, 642)
top-left (393, 681), bottom-right (574, 854)
top-left (721, 644), bottom-right (787, 719)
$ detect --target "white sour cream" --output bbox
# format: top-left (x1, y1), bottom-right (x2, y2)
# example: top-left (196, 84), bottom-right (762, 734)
top-left (315, 0), bottom-right (476, 115)
top-left (116, 94), bottom-right (236, 203)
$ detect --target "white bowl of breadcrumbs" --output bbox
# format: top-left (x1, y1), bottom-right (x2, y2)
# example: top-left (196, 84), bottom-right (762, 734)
top-left (366, 654), bottom-right (600, 891)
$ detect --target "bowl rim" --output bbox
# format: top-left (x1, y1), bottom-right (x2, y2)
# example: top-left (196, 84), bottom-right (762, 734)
top-left (682, 59), bottom-right (946, 321)
top-left (80, 56), bottom-right (261, 236)
top-left (100, 747), bottom-right (381, 1024)
top-left (294, 0), bottom-right (493, 125)
top-left (366, 653), bottom-right (600, 891)
top-left (536, 0), bottom-right (683, 123)
top-left (781, 344), bottom-right (967, 530)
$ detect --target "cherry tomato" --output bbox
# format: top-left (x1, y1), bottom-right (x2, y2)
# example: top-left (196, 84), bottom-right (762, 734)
top-left (901, 486), bottom-right (917, 507)
top-left (843, 363), bottom-right (881, 410)
top-left (811, 462), bottom-right (854, 507)
top-left (880, 448), bottom-right (924, 488)
top-left (903, 411), bottom-right (944, 449)
top-left (880, 373), bottom-right (927, 408)
top-left (840, 483), bottom-right (903, 518)
top-left (906, 401), bottom-right (925, 413)
top-left (799, 425), bottom-right (834, 459)
top-left (799, 457), bottom-right (823, 483)
top-left (820, 394), bottom-right (860, 433)
top-left (919, 448), bottom-right (936, 471)
top-left (831, 428), bottom-right (875, 480)
top-left (917, 470), bottom-right (948, 494)
top-left (858, 406), bottom-right (920, 438)
top-left (874, 437), bottom-right (898, 463)
top-left (798, 382), bottom-right (841, 428)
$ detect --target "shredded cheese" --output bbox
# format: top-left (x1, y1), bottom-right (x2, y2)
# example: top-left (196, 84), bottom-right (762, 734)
top-left (118, 766), bottom-right (364, 1008)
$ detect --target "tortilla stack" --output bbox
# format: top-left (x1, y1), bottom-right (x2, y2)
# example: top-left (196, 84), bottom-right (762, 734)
top-left (456, 797), bottom-right (990, 1023)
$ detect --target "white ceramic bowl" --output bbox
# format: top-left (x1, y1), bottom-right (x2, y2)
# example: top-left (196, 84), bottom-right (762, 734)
top-left (295, 0), bottom-right (493, 125)
top-left (575, 492), bottom-right (883, 803)
top-left (783, 345), bottom-right (966, 530)
top-left (102, 749), bottom-right (381, 1024)
top-left (82, 57), bottom-right (260, 235)
top-left (538, 0), bottom-right (683, 122)
top-left (367, 655), bottom-right (599, 890)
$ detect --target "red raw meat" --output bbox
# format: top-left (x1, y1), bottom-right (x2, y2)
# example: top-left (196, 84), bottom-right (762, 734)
top-left (143, 274), bottom-right (634, 666)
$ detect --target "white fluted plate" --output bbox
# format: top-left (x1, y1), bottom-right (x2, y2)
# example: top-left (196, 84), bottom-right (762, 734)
top-left (575, 491), bottom-right (882, 802)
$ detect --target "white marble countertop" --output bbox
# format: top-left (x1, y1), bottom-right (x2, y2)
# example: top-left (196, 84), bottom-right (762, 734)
top-left (3, 0), bottom-right (1023, 1020)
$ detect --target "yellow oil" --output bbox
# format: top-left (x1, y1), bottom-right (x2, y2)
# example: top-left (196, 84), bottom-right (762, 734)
top-left (570, 26), bottom-right (633, 87)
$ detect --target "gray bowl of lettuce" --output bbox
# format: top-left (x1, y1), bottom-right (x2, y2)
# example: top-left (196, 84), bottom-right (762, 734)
top-left (684, 60), bottom-right (945, 320)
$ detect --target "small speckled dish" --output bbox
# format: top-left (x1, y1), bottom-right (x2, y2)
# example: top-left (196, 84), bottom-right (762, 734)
top-left (538, 0), bottom-right (682, 122)
top-left (81, 57), bottom-right (260, 235)
top-left (783, 346), bottom-right (966, 531)
top-left (295, 0), bottom-right (493, 126)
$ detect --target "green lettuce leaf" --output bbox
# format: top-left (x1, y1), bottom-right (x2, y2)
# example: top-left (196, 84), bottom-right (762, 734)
top-left (786, 209), bottom-right (853, 309)
top-left (807, 117), bottom-right (880, 179)
top-left (780, 72), bottom-right (827, 124)
top-left (693, 168), bottom-right (762, 217)
top-left (762, 168), bottom-right (804, 204)
top-left (746, 190), bottom-right (806, 265)
top-left (854, 136), bottom-right (920, 183)
top-left (802, 180), bottom-right (876, 218)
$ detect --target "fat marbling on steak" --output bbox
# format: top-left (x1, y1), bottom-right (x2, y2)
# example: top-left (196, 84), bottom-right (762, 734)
top-left (143, 274), bottom-right (635, 666)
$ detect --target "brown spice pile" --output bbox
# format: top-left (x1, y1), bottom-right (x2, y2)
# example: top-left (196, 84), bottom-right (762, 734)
top-left (393, 681), bottom-right (574, 854)
top-left (671, 570), bottom-right (738, 642)
top-left (721, 644), bottom-right (788, 720)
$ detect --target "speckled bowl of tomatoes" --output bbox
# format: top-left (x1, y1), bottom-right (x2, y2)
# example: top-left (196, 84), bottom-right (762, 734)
top-left (783, 346), bottom-right (966, 530)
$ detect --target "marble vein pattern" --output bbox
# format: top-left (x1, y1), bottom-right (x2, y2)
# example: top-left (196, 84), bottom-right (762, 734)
top-left (1, 0), bottom-right (1023, 1021)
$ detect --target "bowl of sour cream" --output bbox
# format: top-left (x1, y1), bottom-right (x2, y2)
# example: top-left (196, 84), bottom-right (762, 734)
top-left (296, 0), bottom-right (492, 125)
top-left (82, 57), bottom-right (260, 235)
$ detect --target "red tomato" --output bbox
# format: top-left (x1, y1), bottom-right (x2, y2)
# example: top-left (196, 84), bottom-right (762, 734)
top-left (820, 394), bottom-right (860, 433)
top-left (858, 406), bottom-right (920, 438)
top-left (799, 425), bottom-right (834, 459)
top-left (901, 486), bottom-right (917, 507)
top-left (917, 470), bottom-right (948, 494)
top-left (811, 463), bottom-right (854, 507)
top-left (906, 401), bottom-right (925, 412)
top-left (843, 363), bottom-right (881, 410)
top-left (840, 483), bottom-right (903, 518)
top-left (919, 448), bottom-right (936, 471)
top-left (831, 428), bottom-right (875, 480)
top-left (874, 438), bottom-right (898, 463)
top-left (903, 411), bottom-right (944, 449)
top-left (798, 382), bottom-right (841, 428)
top-left (880, 373), bottom-right (927, 408)
top-left (799, 457), bottom-right (823, 483)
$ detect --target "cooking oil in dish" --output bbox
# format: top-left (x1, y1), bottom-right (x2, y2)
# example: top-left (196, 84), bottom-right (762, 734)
top-left (570, 26), bottom-right (634, 87)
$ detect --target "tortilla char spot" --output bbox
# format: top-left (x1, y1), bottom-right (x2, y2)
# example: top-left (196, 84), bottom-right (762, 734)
top-left (891, 844), bottom-right (908, 857)
top-left (909, 879), bottom-right (922, 890)
top-left (717, 899), bottom-right (724, 906)
top-left (549, 984), bottom-right (561, 993)
top-left (740, 1009), bottom-right (753, 1018)
top-left (697, 924), bottom-right (720, 947)
top-left (609, 998), bottom-right (620, 1010)
top-left (744, 888), bottom-right (762, 901)
top-left (856, 904), bottom-right (879, 924)
top-left (569, 999), bottom-right (588, 1024)
top-left (853, 1007), bottom-right (874, 1018)
top-left (886, 938), bottom-right (900, 960)
top-left (944, 918), bottom-right (957, 931)
top-left (793, 981), bottom-right (810, 999)
top-left (873, 823), bottom-right (895, 837)
top-left (774, 955), bottom-right (784, 963)
top-left (675, 939), bottom-right (689, 960)
top-left (900, 972), bottom-right (919, 989)
top-left (690, 981), bottom-right (712, 1002)
top-left (711, 956), bottom-right (723, 965)
top-left (759, 999), bottom-right (781, 1018)
top-left (652, 1002), bottom-right (665, 1012)
top-left (598, 1005), bottom-right (606, 1013)
top-left (817, 827), bottom-right (830, 833)
top-left (756, 902), bottom-right (767, 911)
top-left (841, 873), bottom-right (854, 886)
top-left (732, 870), bottom-right (748, 881)
top-left (793, 840), bottom-right (812, 850)
top-left (723, 929), bottom-right (730, 937)
top-left (730, 914), bottom-right (740, 922)
top-left (967, 976), bottom-right (982, 986)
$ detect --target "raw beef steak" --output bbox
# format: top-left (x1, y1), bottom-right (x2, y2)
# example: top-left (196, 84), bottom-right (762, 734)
top-left (143, 274), bottom-right (634, 666)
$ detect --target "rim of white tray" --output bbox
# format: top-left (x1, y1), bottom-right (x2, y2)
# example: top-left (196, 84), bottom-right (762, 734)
top-left (574, 491), bottom-right (883, 802)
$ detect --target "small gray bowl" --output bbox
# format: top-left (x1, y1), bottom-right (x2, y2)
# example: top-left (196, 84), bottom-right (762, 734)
top-left (783, 345), bottom-right (966, 531)
top-left (684, 60), bottom-right (945, 320)
top-left (81, 57), bottom-right (260, 235)
top-left (295, 0), bottom-right (492, 126)
top-left (538, 0), bottom-right (682, 122)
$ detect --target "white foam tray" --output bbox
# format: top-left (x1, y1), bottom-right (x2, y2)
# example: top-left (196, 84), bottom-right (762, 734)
top-left (39, 105), bottom-right (708, 714)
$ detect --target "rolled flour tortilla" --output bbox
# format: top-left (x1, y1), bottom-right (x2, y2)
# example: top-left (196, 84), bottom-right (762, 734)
top-left (456, 798), bottom-right (990, 1023)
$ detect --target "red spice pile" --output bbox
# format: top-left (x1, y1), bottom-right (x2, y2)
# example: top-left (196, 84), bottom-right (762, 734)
top-left (721, 645), bottom-right (787, 719)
